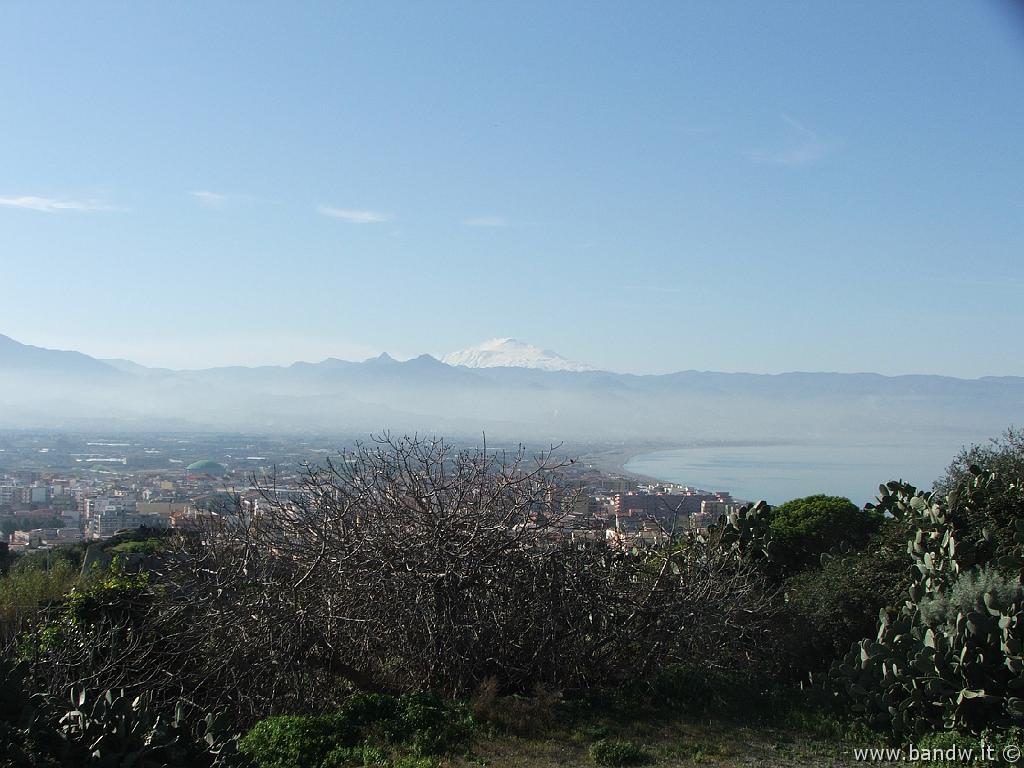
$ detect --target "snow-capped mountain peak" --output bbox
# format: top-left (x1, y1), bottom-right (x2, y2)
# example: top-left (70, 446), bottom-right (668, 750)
top-left (441, 338), bottom-right (594, 372)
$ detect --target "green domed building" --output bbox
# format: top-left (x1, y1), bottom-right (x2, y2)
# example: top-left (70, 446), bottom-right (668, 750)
top-left (185, 459), bottom-right (229, 477)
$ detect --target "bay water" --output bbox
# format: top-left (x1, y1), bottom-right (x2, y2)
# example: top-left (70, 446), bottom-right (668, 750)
top-left (624, 440), bottom-right (971, 506)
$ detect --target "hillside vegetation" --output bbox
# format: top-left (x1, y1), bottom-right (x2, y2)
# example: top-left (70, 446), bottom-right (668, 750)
top-left (2, 428), bottom-right (1023, 767)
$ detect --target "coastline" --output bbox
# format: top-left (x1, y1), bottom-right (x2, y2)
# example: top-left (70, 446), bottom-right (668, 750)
top-left (579, 443), bottom-right (674, 485)
top-left (583, 440), bottom-right (793, 476)
top-left (582, 439), bottom-right (806, 497)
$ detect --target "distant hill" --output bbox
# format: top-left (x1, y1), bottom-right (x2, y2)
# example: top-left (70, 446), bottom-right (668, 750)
top-left (0, 334), bottom-right (119, 377)
top-left (0, 333), bottom-right (1021, 448)
top-left (101, 358), bottom-right (175, 377)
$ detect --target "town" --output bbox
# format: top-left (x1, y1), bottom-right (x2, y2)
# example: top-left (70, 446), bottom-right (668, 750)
top-left (0, 431), bottom-right (740, 556)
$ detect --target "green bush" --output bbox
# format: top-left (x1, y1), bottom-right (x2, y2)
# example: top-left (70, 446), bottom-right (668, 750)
top-left (389, 758), bottom-right (435, 768)
top-left (340, 693), bottom-right (401, 727)
top-left (61, 557), bottom-right (150, 626)
top-left (239, 693), bottom-right (472, 768)
top-left (0, 555), bottom-right (77, 641)
top-left (11, 558), bottom-right (153, 663)
top-left (394, 692), bottom-right (471, 755)
top-left (239, 714), bottom-right (347, 768)
top-left (768, 495), bottom-right (881, 572)
top-left (9, 546), bottom-right (85, 574)
top-left (589, 738), bottom-right (651, 766)
top-left (109, 538), bottom-right (163, 556)
top-left (784, 518), bottom-right (911, 671)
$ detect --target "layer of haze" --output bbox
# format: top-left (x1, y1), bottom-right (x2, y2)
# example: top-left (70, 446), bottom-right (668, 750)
top-left (1, 1), bottom-right (1022, 375)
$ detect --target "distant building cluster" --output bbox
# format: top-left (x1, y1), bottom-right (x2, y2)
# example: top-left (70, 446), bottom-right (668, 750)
top-left (533, 460), bottom-right (742, 548)
top-left (2, 438), bottom-right (744, 555)
top-left (1, 458), bottom-right (238, 554)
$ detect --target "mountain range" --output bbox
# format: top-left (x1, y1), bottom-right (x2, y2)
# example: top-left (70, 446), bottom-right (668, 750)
top-left (0, 333), bottom-right (1020, 451)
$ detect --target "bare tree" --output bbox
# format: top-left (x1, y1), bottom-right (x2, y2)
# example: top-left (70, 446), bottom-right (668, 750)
top-left (26, 434), bottom-right (780, 723)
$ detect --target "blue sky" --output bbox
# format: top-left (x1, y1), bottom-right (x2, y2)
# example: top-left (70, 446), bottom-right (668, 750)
top-left (1, 1), bottom-right (1022, 375)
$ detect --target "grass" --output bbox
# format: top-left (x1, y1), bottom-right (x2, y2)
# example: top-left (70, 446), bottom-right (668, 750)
top-left (108, 537), bottom-right (164, 556)
top-left (589, 737), bottom-right (651, 765)
top-left (232, 677), bottom-right (901, 768)
top-left (448, 679), bottom-right (900, 768)
top-left (446, 718), bottom-right (899, 768)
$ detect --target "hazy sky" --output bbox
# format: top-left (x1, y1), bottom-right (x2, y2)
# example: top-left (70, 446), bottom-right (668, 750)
top-left (1, 1), bottom-right (1022, 375)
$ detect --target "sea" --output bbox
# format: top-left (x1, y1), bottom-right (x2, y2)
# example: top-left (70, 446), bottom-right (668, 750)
top-left (624, 440), bottom-right (973, 507)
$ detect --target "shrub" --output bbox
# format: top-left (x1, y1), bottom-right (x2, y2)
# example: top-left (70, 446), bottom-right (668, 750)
top-left (918, 566), bottom-right (1023, 628)
top-left (390, 758), bottom-right (435, 768)
top-left (783, 518), bottom-right (911, 671)
top-left (238, 714), bottom-right (346, 768)
top-left (239, 693), bottom-right (472, 768)
top-left (589, 738), bottom-right (651, 766)
top-left (0, 555), bottom-right (77, 643)
top-left (768, 495), bottom-right (881, 573)
top-left (394, 692), bottom-right (472, 755)
top-left (935, 427), bottom-right (1024, 567)
top-left (109, 538), bottom-right (163, 556)
top-left (70, 560), bottom-right (148, 612)
top-left (15, 557), bottom-right (152, 661)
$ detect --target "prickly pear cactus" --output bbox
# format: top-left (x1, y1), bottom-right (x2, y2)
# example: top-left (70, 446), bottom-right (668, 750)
top-left (0, 658), bottom-right (47, 766)
top-left (697, 500), bottom-right (778, 564)
top-left (0, 657), bottom-right (247, 767)
top-left (832, 470), bottom-right (1024, 737)
top-left (59, 689), bottom-right (247, 767)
